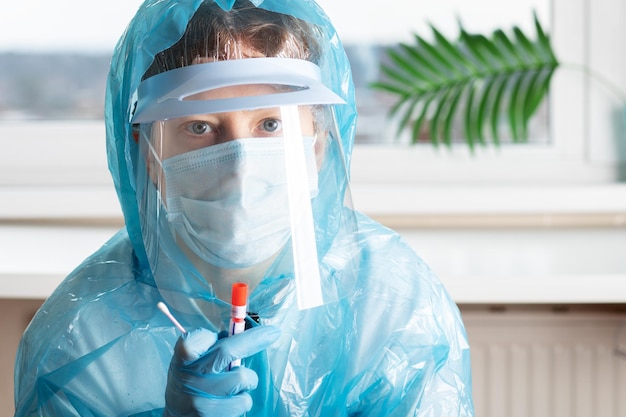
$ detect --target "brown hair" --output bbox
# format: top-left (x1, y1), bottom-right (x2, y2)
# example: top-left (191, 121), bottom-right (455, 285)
top-left (144, 0), bottom-right (321, 79)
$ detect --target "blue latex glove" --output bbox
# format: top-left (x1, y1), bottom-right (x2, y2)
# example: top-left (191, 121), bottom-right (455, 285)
top-left (164, 325), bottom-right (281, 417)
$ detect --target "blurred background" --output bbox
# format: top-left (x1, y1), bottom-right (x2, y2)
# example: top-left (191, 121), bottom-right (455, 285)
top-left (1, 0), bottom-right (625, 416)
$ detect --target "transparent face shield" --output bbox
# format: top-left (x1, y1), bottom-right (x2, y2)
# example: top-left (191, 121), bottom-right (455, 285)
top-left (132, 58), bottom-right (360, 312)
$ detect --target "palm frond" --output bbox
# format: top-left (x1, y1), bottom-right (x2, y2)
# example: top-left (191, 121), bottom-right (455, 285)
top-left (371, 13), bottom-right (559, 147)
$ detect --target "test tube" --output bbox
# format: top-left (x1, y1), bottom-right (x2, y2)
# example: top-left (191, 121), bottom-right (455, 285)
top-left (229, 282), bottom-right (248, 368)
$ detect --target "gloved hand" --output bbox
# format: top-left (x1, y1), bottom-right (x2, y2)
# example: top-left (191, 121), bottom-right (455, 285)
top-left (163, 325), bottom-right (281, 417)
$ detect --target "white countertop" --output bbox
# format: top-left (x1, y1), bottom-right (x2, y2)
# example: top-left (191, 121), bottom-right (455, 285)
top-left (1, 185), bottom-right (625, 303)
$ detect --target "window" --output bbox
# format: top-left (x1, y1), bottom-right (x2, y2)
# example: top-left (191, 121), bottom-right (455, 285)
top-left (1, 0), bottom-right (624, 196)
top-left (336, 0), bottom-right (626, 188)
top-left (327, 0), bottom-right (552, 146)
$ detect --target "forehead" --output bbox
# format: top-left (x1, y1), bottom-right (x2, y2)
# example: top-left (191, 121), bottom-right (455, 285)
top-left (186, 84), bottom-right (285, 101)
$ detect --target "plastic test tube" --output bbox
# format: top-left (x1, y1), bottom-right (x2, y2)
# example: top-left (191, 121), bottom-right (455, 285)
top-left (229, 282), bottom-right (248, 369)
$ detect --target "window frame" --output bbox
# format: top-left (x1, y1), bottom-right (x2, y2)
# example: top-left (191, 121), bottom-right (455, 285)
top-left (349, 0), bottom-right (625, 190)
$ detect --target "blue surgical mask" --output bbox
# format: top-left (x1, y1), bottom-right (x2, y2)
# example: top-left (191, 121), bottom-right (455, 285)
top-left (162, 136), bottom-right (318, 269)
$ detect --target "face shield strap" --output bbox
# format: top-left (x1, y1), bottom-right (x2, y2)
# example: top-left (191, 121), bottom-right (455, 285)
top-left (281, 105), bottom-right (324, 310)
top-left (132, 58), bottom-right (345, 123)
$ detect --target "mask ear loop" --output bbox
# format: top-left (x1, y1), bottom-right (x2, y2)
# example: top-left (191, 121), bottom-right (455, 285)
top-left (281, 105), bottom-right (324, 310)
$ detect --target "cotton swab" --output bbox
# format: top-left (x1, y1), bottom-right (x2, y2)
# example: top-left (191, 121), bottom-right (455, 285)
top-left (157, 302), bottom-right (187, 334)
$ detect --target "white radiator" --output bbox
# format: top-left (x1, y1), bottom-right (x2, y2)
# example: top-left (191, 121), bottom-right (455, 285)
top-left (462, 307), bottom-right (626, 417)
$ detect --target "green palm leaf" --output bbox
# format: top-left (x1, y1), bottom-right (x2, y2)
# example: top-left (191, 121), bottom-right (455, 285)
top-left (371, 12), bottom-right (559, 147)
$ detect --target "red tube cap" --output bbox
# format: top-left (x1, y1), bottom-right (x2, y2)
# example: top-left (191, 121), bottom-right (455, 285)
top-left (231, 282), bottom-right (248, 307)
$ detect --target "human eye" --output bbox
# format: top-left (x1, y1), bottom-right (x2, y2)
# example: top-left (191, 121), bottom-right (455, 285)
top-left (184, 121), bottom-right (213, 136)
top-left (259, 118), bottom-right (282, 136)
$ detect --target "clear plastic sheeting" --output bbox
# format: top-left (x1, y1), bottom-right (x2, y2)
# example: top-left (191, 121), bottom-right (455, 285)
top-left (14, 1), bottom-right (474, 416)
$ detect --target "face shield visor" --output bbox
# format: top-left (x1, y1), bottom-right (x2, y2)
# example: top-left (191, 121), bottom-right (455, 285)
top-left (132, 58), bottom-right (359, 311)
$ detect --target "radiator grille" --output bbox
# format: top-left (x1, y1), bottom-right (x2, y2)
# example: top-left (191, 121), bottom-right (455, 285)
top-left (462, 307), bottom-right (626, 417)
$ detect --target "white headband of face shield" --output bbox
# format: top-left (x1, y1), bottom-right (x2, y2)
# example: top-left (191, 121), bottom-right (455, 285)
top-left (132, 58), bottom-right (345, 123)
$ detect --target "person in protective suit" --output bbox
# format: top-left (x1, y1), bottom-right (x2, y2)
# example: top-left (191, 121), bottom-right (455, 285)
top-left (14, 1), bottom-right (475, 416)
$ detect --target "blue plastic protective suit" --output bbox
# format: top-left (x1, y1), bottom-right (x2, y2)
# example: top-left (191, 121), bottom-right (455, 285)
top-left (14, 1), bottom-right (474, 415)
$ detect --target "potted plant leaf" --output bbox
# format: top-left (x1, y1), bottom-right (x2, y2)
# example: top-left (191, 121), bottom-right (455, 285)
top-left (371, 13), bottom-right (562, 150)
